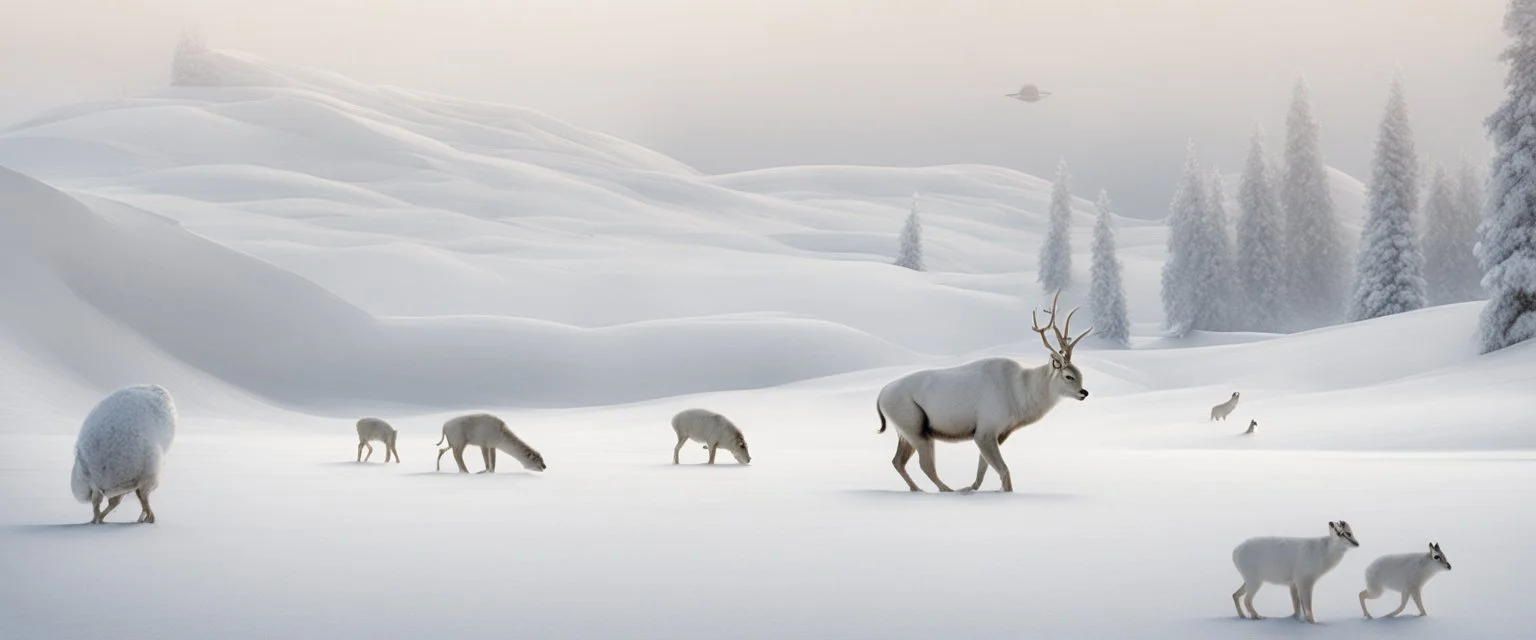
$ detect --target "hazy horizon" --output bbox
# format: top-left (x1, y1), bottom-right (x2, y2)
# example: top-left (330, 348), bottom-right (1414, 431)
top-left (0, 0), bottom-right (1507, 215)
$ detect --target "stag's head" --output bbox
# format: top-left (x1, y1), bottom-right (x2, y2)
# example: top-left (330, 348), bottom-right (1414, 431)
top-left (1031, 292), bottom-right (1092, 402)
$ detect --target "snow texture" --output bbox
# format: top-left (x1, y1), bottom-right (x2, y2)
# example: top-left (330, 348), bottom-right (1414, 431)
top-left (1348, 75), bottom-right (1427, 322)
top-left (0, 48), bottom-right (1533, 640)
top-left (70, 385), bottom-right (177, 504)
top-left (1478, 0), bottom-right (1536, 353)
top-left (1424, 165), bottom-right (1484, 305)
top-left (1089, 190), bottom-right (1130, 347)
top-left (1235, 127), bottom-right (1289, 332)
top-left (1281, 79), bottom-right (1350, 329)
top-left (893, 192), bottom-right (924, 271)
top-left (1037, 158), bottom-right (1074, 293)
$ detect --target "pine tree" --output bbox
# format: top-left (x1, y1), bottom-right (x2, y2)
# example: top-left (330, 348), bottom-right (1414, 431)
top-left (1089, 190), bottom-right (1130, 346)
top-left (171, 28), bottom-right (217, 87)
top-left (1424, 165), bottom-right (1483, 304)
top-left (1235, 126), bottom-right (1289, 331)
top-left (1280, 79), bottom-right (1348, 328)
top-left (1203, 169), bottom-right (1239, 330)
top-left (1038, 158), bottom-right (1074, 293)
top-left (1455, 159), bottom-right (1488, 300)
top-left (894, 192), bottom-right (925, 271)
top-left (1348, 75), bottom-right (1426, 321)
top-left (1162, 144), bottom-right (1220, 337)
top-left (1478, 0), bottom-right (1536, 353)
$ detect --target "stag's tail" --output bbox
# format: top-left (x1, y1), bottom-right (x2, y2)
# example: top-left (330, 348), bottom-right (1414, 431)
top-left (876, 400), bottom-right (887, 434)
top-left (434, 432), bottom-right (446, 447)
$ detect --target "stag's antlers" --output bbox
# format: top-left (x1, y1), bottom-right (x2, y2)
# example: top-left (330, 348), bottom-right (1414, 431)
top-left (1030, 291), bottom-right (1092, 361)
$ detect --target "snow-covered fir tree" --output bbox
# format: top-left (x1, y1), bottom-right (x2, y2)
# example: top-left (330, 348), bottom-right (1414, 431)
top-left (1161, 144), bottom-right (1224, 337)
top-left (1089, 190), bottom-right (1130, 347)
top-left (1235, 126), bottom-right (1289, 331)
top-left (1280, 79), bottom-right (1348, 329)
top-left (1348, 75), bottom-right (1426, 322)
top-left (1203, 169), bottom-right (1238, 330)
top-left (172, 28), bottom-right (218, 87)
top-left (1038, 158), bottom-right (1074, 293)
top-left (1478, 0), bottom-right (1536, 353)
top-left (1423, 165), bottom-right (1483, 304)
top-left (893, 192), bottom-right (925, 271)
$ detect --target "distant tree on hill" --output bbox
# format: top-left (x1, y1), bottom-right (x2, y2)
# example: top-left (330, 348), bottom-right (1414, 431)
top-left (1423, 164), bottom-right (1483, 305)
top-left (1038, 158), bottom-right (1074, 293)
top-left (1281, 78), bottom-right (1348, 329)
top-left (1162, 143), bottom-right (1228, 337)
top-left (894, 192), bottom-right (925, 271)
top-left (1348, 74), bottom-right (1426, 322)
top-left (1235, 126), bottom-right (1289, 332)
top-left (172, 28), bottom-right (218, 87)
top-left (1089, 190), bottom-right (1130, 346)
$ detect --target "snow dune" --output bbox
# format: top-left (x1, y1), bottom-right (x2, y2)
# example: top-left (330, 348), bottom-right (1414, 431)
top-left (0, 49), bottom-right (1532, 640)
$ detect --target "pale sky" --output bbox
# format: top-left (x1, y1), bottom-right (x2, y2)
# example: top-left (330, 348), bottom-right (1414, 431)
top-left (0, 0), bottom-right (1508, 215)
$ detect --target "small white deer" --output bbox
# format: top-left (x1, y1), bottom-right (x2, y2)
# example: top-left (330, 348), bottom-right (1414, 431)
top-left (355, 417), bottom-right (400, 463)
top-left (1359, 543), bottom-right (1452, 619)
top-left (1231, 520), bottom-right (1360, 623)
top-left (435, 413), bottom-right (546, 474)
top-left (1210, 392), bottom-right (1240, 421)
top-left (876, 292), bottom-right (1091, 492)
top-left (671, 409), bottom-right (750, 465)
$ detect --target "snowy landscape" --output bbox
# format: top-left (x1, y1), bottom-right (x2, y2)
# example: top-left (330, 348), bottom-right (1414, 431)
top-left (3, 3), bottom-right (1535, 639)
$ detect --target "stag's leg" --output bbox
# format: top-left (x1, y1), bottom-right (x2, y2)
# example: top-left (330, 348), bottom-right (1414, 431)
top-left (673, 434), bottom-right (687, 464)
top-left (390, 441), bottom-right (400, 463)
top-left (89, 493), bottom-right (105, 524)
top-left (1411, 589), bottom-right (1427, 616)
top-left (1242, 581), bottom-right (1264, 619)
top-left (891, 439), bottom-right (920, 492)
top-left (1232, 585), bottom-right (1246, 618)
top-left (1360, 588), bottom-right (1376, 619)
top-left (967, 455), bottom-right (988, 492)
top-left (912, 438), bottom-right (952, 492)
top-left (97, 495), bottom-right (124, 523)
top-left (973, 436), bottom-right (1012, 492)
top-left (357, 441), bottom-right (365, 462)
top-left (489, 448), bottom-right (497, 472)
top-left (707, 445), bottom-right (717, 465)
top-left (135, 487), bottom-right (155, 524)
top-left (364, 442), bottom-right (374, 462)
top-left (1290, 585), bottom-right (1302, 618)
top-left (452, 445), bottom-right (469, 473)
top-left (436, 447), bottom-right (449, 472)
top-left (1386, 590), bottom-right (1409, 617)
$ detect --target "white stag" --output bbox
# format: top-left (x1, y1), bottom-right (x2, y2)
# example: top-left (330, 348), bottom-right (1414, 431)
top-left (876, 292), bottom-right (1091, 492)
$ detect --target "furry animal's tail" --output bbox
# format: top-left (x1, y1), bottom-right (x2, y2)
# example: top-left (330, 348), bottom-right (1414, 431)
top-left (434, 433), bottom-right (446, 446)
top-left (876, 400), bottom-right (887, 433)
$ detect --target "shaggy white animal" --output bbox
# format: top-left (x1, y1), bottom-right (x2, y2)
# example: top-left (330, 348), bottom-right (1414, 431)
top-left (1210, 392), bottom-right (1241, 421)
top-left (1359, 543), bottom-right (1453, 619)
top-left (70, 385), bottom-right (178, 524)
top-left (355, 417), bottom-right (400, 463)
top-left (671, 409), bottom-right (750, 465)
top-left (876, 292), bottom-right (1090, 492)
top-left (435, 413), bottom-right (546, 474)
top-left (1231, 520), bottom-right (1360, 623)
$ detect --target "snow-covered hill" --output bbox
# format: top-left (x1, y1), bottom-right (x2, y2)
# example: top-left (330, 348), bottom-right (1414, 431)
top-left (1, 49), bottom-right (1531, 640)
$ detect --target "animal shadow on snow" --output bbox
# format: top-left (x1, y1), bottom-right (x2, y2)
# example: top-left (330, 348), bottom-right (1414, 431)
top-left (841, 489), bottom-right (1081, 502)
top-left (10, 522), bottom-right (148, 535)
top-left (1203, 614), bottom-right (1427, 632)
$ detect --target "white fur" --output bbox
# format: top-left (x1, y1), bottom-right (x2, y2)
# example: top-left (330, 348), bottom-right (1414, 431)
top-left (1210, 392), bottom-right (1240, 421)
top-left (1230, 521), bottom-right (1359, 623)
top-left (434, 413), bottom-right (545, 473)
top-left (1359, 545), bottom-right (1452, 619)
top-left (876, 356), bottom-right (1087, 492)
top-left (671, 409), bottom-right (750, 465)
top-left (70, 384), bottom-right (177, 524)
top-left (355, 417), bottom-right (400, 463)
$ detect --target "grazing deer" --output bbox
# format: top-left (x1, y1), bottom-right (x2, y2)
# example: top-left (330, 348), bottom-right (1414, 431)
top-left (355, 417), bottom-right (400, 463)
top-left (435, 413), bottom-right (546, 474)
top-left (876, 292), bottom-right (1091, 492)
top-left (1359, 543), bottom-right (1452, 619)
top-left (671, 409), bottom-right (750, 465)
top-left (1210, 392), bottom-right (1241, 421)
